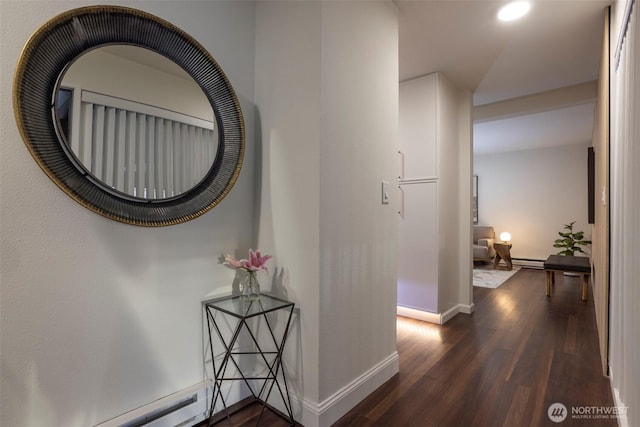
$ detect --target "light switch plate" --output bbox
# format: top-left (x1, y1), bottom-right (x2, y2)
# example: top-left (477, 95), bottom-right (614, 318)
top-left (382, 181), bottom-right (390, 204)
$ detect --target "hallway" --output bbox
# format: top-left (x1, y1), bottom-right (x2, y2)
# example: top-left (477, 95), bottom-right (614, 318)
top-left (334, 268), bottom-right (616, 426)
top-left (204, 268), bottom-right (617, 426)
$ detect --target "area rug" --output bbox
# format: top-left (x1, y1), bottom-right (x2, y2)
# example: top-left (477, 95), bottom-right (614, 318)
top-left (473, 268), bottom-right (520, 288)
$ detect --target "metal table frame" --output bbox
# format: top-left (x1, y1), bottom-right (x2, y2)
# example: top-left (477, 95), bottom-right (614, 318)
top-left (203, 294), bottom-right (296, 426)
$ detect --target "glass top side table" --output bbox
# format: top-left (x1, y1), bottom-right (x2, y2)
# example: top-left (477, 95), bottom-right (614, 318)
top-left (203, 294), bottom-right (296, 426)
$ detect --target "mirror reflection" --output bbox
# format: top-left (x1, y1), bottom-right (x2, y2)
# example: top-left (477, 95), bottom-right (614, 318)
top-left (55, 45), bottom-right (218, 200)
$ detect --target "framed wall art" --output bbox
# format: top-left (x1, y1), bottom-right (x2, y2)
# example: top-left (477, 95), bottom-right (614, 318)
top-left (473, 175), bottom-right (479, 224)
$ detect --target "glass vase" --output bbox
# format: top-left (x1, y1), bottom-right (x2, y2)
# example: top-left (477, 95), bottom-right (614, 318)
top-left (240, 272), bottom-right (260, 300)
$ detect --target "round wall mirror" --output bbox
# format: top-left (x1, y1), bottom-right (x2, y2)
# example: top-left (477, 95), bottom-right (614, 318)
top-left (56, 44), bottom-right (219, 201)
top-left (13, 5), bottom-right (244, 226)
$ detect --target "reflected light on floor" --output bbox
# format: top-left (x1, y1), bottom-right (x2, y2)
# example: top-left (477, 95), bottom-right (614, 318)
top-left (397, 316), bottom-right (442, 342)
top-left (496, 293), bottom-right (515, 319)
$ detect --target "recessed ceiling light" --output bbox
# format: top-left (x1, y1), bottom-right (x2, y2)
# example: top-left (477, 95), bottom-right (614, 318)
top-left (497, 1), bottom-right (531, 22)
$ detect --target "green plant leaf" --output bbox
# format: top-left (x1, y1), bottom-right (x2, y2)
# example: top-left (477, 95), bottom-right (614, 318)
top-left (553, 221), bottom-right (590, 256)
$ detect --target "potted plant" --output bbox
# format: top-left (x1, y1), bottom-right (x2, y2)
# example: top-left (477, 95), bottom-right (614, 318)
top-left (553, 221), bottom-right (591, 256)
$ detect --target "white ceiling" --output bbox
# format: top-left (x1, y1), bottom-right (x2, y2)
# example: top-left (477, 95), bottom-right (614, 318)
top-left (474, 102), bottom-right (596, 153)
top-left (396, 0), bottom-right (611, 154)
top-left (101, 45), bottom-right (192, 80)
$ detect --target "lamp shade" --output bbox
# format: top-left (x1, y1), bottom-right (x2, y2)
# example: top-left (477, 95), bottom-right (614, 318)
top-left (500, 232), bottom-right (512, 243)
top-left (497, 1), bottom-right (531, 21)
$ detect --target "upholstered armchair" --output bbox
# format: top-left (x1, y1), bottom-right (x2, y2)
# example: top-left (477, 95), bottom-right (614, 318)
top-left (473, 225), bottom-right (496, 262)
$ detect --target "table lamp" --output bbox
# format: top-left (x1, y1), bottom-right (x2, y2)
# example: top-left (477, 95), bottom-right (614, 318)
top-left (500, 231), bottom-right (512, 243)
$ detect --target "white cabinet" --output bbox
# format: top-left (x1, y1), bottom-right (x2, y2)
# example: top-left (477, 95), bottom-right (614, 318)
top-left (397, 181), bottom-right (438, 312)
top-left (399, 74), bottom-right (437, 180)
top-left (398, 72), bottom-right (468, 319)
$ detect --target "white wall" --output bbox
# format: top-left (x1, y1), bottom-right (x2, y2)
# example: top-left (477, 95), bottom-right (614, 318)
top-left (255, 2), bottom-right (399, 425)
top-left (318, 0), bottom-right (398, 408)
top-left (63, 47), bottom-right (213, 121)
top-left (254, 0), bottom-right (323, 412)
top-left (437, 76), bottom-right (473, 314)
top-left (474, 143), bottom-right (590, 260)
top-left (608, 0), bottom-right (640, 425)
top-left (456, 90), bottom-right (474, 310)
top-left (0, 1), bottom-right (256, 426)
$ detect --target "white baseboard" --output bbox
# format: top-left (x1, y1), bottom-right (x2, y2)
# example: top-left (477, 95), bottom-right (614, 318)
top-left (397, 303), bottom-right (474, 325)
top-left (610, 369), bottom-right (629, 427)
top-left (397, 306), bottom-right (441, 323)
top-left (458, 303), bottom-right (475, 315)
top-left (298, 351), bottom-right (399, 427)
top-left (442, 303), bottom-right (474, 322)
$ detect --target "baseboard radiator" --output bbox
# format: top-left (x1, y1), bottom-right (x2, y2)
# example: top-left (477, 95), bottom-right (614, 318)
top-left (95, 382), bottom-right (211, 427)
top-left (512, 258), bottom-right (545, 269)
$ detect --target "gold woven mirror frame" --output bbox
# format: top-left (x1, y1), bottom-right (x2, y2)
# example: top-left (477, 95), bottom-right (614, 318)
top-left (13, 5), bottom-right (245, 226)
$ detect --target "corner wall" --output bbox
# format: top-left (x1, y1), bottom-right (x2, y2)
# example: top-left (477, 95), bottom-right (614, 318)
top-left (318, 0), bottom-right (399, 415)
top-left (0, 1), bottom-right (256, 426)
top-left (456, 89), bottom-right (474, 310)
top-left (254, 0), bottom-right (323, 412)
top-left (437, 76), bottom-right (473, 314)
top-left (254, 2), bottom-right (399, 426)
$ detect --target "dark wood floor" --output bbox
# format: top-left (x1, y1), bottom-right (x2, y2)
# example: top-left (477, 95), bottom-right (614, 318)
top-left (206, 268), bottom-right (616, 426)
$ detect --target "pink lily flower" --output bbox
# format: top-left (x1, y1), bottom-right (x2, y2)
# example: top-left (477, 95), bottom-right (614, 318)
top-left (223, 255), bottom-right (244, 269)
top-left (222, 249), bottom-right (272, 273)
top-left (248, 249), bottom-right (272, 272)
